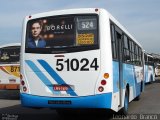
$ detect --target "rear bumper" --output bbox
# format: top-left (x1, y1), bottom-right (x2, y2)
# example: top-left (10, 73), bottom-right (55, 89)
top-left (20, 93), bottom-right (112, 109)
top-left (0, 84), bottom-right (19, 90)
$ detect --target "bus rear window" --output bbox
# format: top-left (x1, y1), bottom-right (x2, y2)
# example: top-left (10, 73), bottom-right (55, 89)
top-left (0, 46), bottom-right (20, 64)
top-left (25, 14), bottom-right (99, 54)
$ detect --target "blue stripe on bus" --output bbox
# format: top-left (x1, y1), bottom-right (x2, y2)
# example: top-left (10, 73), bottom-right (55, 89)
top-left (25, 60), bottom-right (60, 95)
top-left (38, 60), bottom-right (77, 96)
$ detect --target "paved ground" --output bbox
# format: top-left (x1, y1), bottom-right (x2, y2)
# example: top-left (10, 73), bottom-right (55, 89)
top-left (0, 78), bottom-right (160, 120)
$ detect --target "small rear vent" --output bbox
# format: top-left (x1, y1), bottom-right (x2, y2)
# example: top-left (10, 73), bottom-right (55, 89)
top-left (48, 100), bottom-right (71, 105)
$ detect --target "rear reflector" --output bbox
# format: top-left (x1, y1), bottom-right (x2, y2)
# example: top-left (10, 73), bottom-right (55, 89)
top-left (98, 86), bottom-right (104, 92)
top-left (23, 86), bottom-right (27, 92)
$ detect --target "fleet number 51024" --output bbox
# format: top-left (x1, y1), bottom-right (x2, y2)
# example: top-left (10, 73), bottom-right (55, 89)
top-left (56, 58), bottom-right (99, 71)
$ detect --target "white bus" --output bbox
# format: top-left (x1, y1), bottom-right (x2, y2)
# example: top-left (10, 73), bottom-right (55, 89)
top-left (0, 43), bottom-right (20, 90)
top-left (144, 53), bottom-right (155, 83)
top-left (20, 8), bottom-right (144, 114)
top-left (155, 64), bottom-right (160, 77)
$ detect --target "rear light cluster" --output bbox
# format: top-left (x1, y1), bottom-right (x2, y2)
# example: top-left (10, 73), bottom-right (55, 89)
top-left (98, 73), bottom-right (109, 92)
top-left (20, 74), bottom-right (27, 92)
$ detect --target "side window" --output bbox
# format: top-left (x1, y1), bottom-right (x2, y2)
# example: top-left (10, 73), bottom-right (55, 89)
top-left (115, 26), bottom-right (123, 61)
top-left (123, 35), bottom-right (130, 63)
top-left (110, 21), bottom-right (143, 66)
top-left (131, 41), bottom-right (135, 64)
top-left (139, 47), bottom-right (142, 66)
top-left (146, 55), bottom-right (154, 66)
top-left (135, 45), bottom-right (138, 61)
top-left (110, 23), bottom-right (118, 60)
top-left (144, 53), bottom-right (147, 63)
top-left (0, 46), bottom-right (20, 64)
top-left (129, 40), bottom-right (133, 63)
top-left (133, 44), bottom-right (142, 66)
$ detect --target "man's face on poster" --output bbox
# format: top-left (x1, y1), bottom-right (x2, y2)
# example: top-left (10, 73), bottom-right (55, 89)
top-left (31, 22), bottom-right (42, 39)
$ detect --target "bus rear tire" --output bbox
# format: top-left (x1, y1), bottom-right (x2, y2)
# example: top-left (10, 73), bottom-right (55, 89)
top-left (121, 89), bottom-right (129, 115)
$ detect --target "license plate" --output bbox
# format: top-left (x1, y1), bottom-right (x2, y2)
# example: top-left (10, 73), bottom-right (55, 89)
top-left (9, 79), bottom-right (16, 83)
top-left (53, 85), bottom-right (69, 91)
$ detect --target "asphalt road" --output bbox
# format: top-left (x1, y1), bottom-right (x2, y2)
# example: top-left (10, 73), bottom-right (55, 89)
top-left (0, 78), bottom-right (160, 120)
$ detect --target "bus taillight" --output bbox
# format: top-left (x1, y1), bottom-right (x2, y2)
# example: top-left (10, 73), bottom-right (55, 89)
top-left (20, 74), bottom-right (23, 80)
top-left (21, 80), bottom-right (25, 86)
top-left (101, 80), bottom-right (107, 85)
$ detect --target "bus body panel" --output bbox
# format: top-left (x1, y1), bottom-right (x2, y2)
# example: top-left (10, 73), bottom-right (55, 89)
top-left (145, 65), bottom-right (155, 83)
top-left (0, 64), bottom-right (20, 90)
top-left (23, 50), bottom-right (101, 97)
top-left (111, 61), bottom-right (143, 111)
top-left (144, 53), bottom-right (155, 83)
top-left (155, 64), bottom-right (160, 76)
top-left (0, 43), bottom-right (20, 90)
